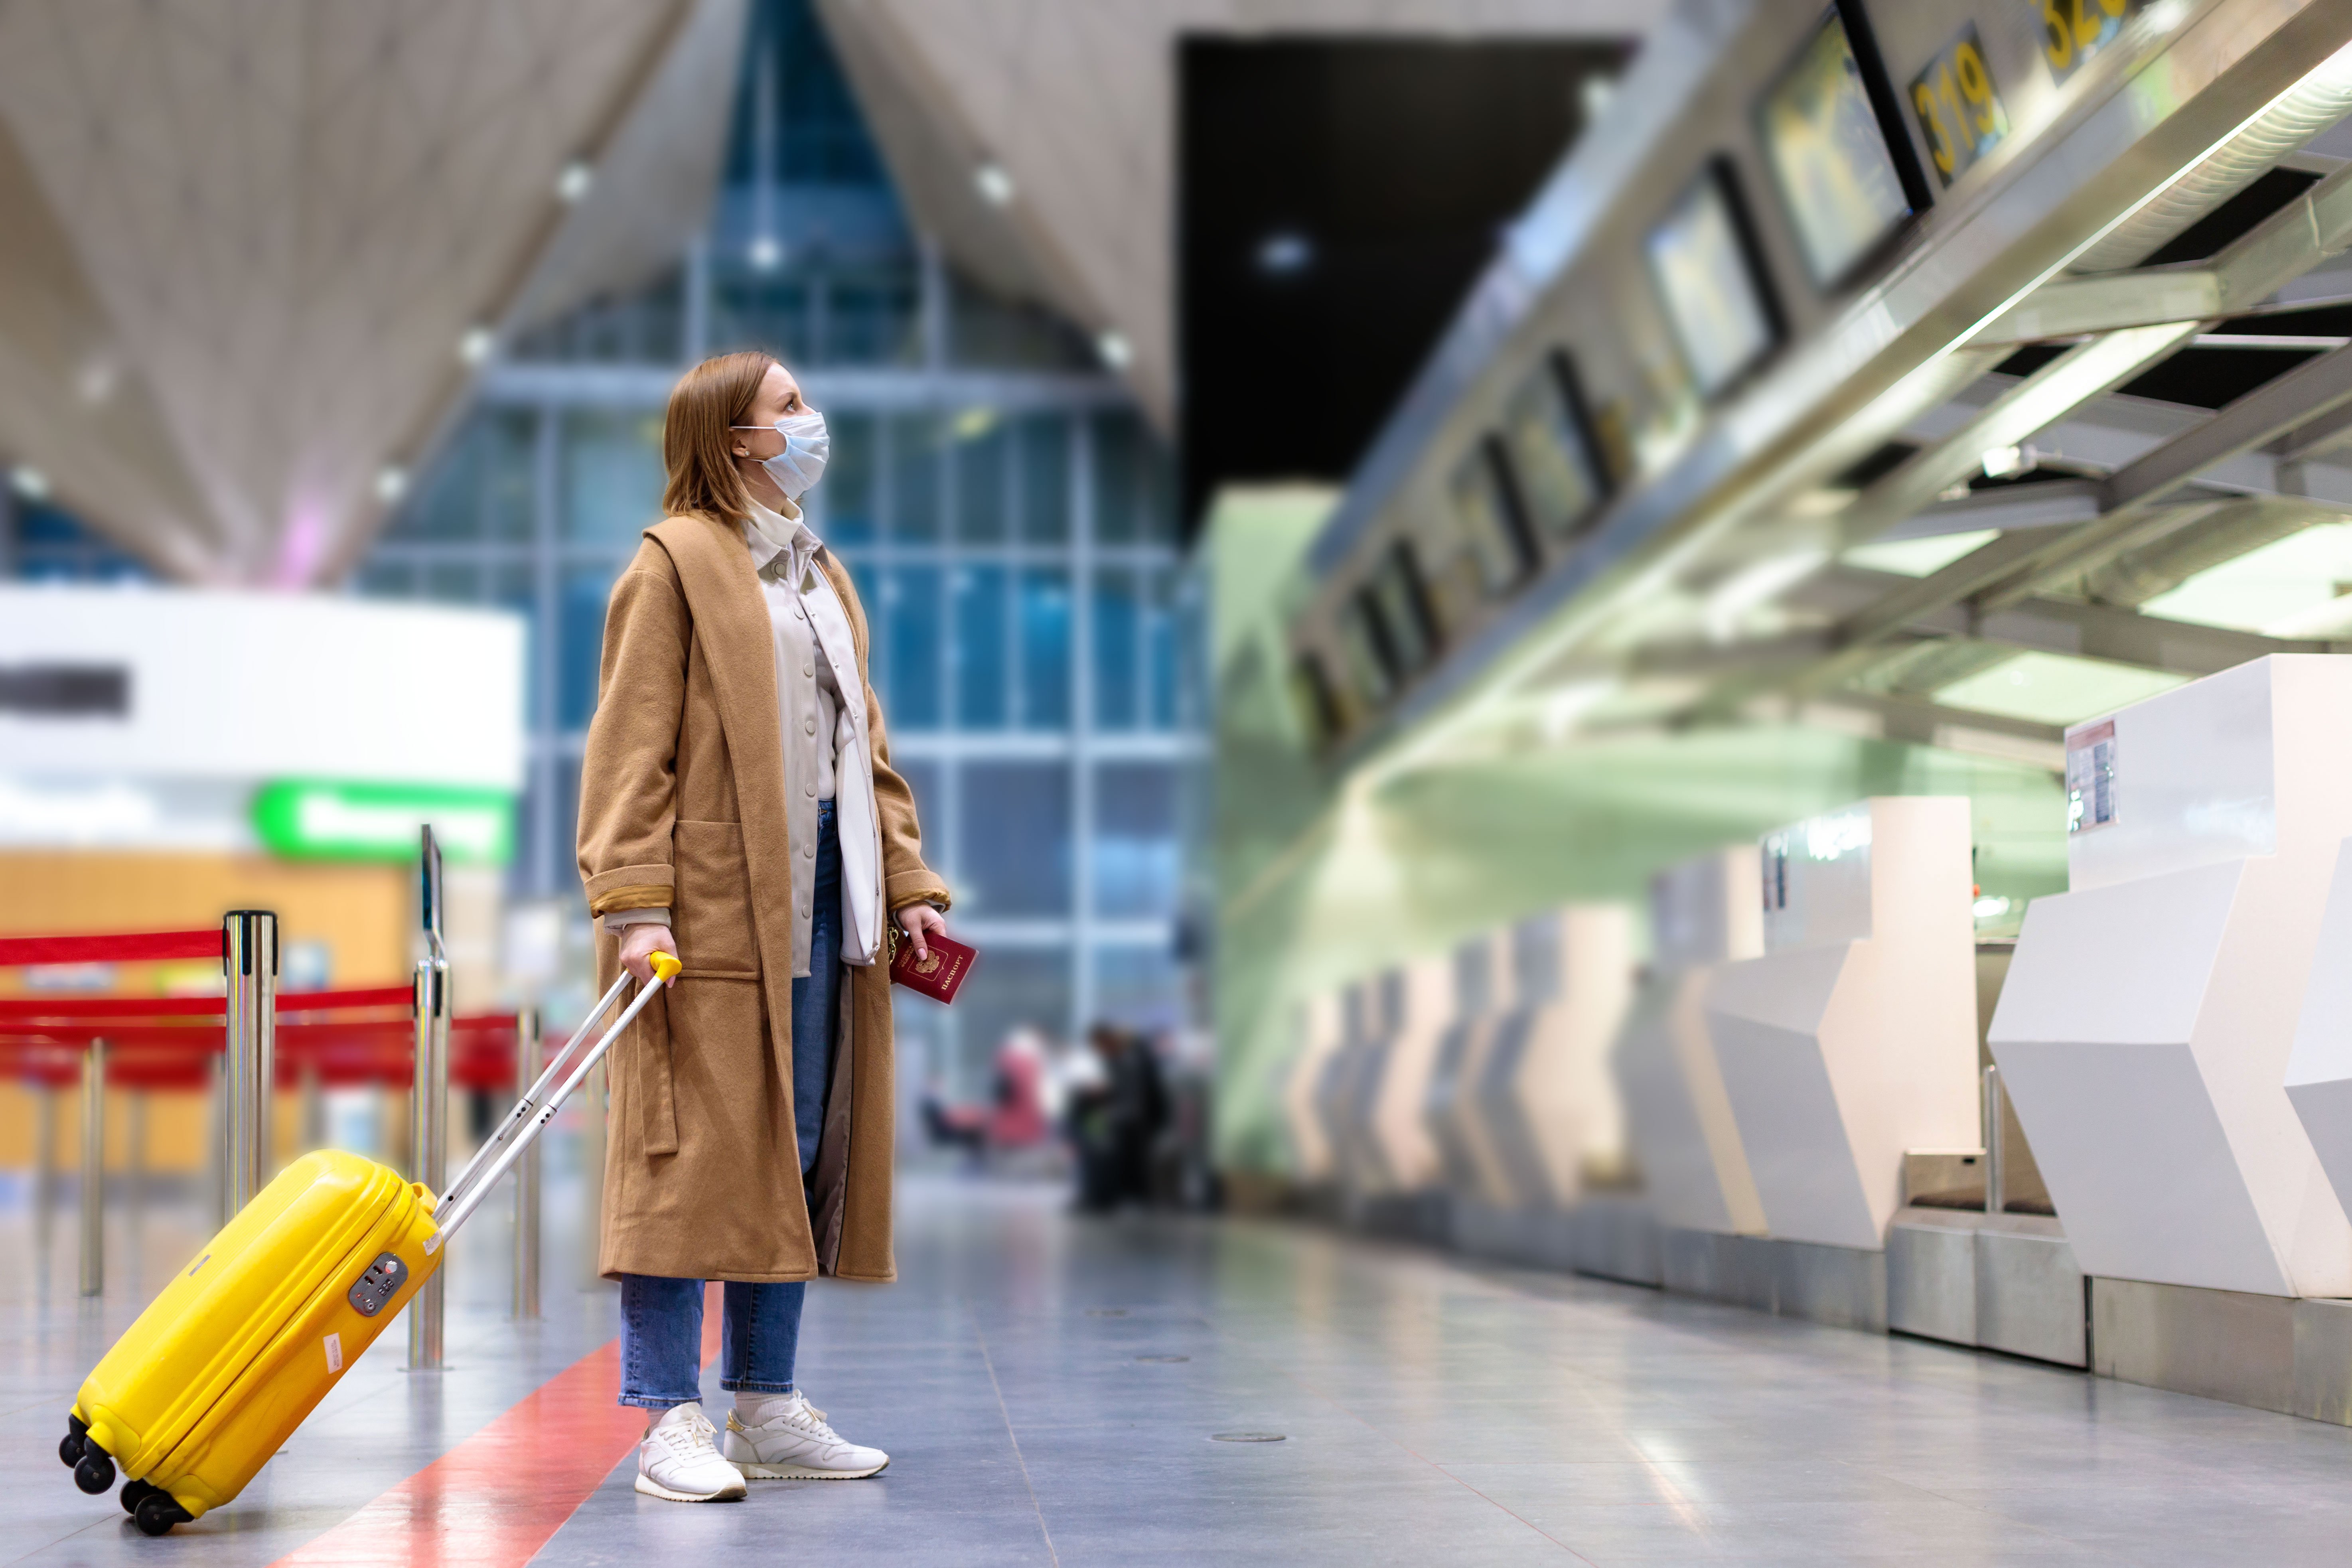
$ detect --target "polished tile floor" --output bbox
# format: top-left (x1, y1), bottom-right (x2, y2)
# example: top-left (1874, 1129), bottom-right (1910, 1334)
top-left (10, 1170), bottom-right (2352, 1564)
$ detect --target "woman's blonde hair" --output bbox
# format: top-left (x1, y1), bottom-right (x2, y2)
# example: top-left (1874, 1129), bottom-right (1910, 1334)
top-left (661, 350), bottom-right (776, 523)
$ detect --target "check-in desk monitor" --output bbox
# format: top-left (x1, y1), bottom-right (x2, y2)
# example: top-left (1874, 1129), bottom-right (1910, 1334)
top-left (1424, 935), bottom-right (1506, 1203)
top-left (1613, 848), bottom-right (1768, 1235)
top-left (1471, 905), bottom-right (1636, 1210)
top-left (1284, 990), bottom-right (1347, 1182)
top-left (1351, 955), bottom-right (1454, 1194)
top-left (1997, 656), bottom-right (2352, 1296)
top-left (1709, 797), bottom-right (1977, 1251)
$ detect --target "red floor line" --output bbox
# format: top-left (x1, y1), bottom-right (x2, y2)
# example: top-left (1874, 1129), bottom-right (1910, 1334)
top-left (271, 1283), bottom-right (724, 1568)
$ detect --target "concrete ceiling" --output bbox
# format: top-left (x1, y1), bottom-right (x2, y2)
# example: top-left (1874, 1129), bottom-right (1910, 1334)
top-left (814, 0), bottom-right (1661, 432)
top-left (0, 0), bottom-right (731, 585)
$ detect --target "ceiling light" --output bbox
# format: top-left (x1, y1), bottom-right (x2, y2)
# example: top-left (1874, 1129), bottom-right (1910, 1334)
top-left (973, 161), bottom-right (1015, 207)
top-left (374, 465), bottom-right (409, 504)
top-left (748, 234), bottom-right (783, 271)
top-left (1580, 75), bottom-right (1618, 124)
top-left (76, 355), bottom-right (118, 406)
top-left (1254, 230), bottom-right (1314, 278)
top-left (1095, 331), bottom-right (1133, 371)
top-left (458, 327), bottom-right (495, 366)
top-left (9, 464), bottom-right (50, 501)
top-left (555, 159), bottom-right (594, 204)
top-left (1980, 443), bottom-right (2032, 479)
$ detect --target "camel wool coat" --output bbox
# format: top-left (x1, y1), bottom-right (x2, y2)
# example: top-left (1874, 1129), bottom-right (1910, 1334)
top-left (577, 509), bottom-right (950, 1283)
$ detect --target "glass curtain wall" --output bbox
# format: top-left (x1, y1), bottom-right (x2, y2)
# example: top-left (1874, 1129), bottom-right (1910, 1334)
top-left (351, 0), bottom-right (1204, 1096)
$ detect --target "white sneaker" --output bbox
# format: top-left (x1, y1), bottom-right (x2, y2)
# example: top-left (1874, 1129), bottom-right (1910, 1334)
top-left (722, 1392), bottom-right (890, 1479)
top-left (634, 1402), bottom-right (748, 1502)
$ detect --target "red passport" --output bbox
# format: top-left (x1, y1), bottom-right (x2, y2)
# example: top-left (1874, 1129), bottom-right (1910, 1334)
top-left (890, 931), bottom-right (976, 1003)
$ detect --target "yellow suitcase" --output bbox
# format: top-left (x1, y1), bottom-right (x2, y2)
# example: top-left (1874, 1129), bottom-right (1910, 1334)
top-left (57, 957), bottom-right (675, 1536)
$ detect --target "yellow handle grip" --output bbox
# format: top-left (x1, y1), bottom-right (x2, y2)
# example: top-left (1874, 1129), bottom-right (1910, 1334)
top-left (650, 951), bottom-right (682, 984)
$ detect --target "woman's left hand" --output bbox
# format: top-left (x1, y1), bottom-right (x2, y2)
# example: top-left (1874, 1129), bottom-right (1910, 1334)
top-left (895, 903), bottom-right (946, 962)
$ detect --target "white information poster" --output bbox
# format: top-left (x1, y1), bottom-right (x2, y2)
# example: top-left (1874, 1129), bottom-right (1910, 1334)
top-left (2066, 719), bottom-right (2117, 834)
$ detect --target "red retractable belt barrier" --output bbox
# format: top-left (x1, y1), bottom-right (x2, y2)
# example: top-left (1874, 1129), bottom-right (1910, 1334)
top-left (0, 985), bottom-right (413, 1024)
top-left (0, 929), bottom-right (221, 968)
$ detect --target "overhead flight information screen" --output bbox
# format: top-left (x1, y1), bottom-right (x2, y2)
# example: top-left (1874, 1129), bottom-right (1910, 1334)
top-left (1756, 9), bottom-right (1914, 289)
top-left (1646, 165), bottom-right (1778, 400)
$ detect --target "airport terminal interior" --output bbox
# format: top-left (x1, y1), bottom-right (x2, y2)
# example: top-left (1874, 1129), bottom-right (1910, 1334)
top-left (16, 0), bottom-right (2352, 1562)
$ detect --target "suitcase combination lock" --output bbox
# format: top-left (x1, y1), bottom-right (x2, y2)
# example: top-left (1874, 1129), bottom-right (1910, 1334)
top-left (346, 1253), bottom-right (408, 1317)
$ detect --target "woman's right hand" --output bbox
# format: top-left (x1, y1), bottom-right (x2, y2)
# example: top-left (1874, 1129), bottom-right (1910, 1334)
top-left (618, 923), bottom-right (679, 985)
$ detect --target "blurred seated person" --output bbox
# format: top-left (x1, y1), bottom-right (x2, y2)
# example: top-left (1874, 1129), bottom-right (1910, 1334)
top-left (1069, 1023), bottom-right (1168, 1212)
top-left (986, 1029), bottom-right (1051, 1150)
top-left (920, 1073), bottom-right (986, 1160)
top-left (919, 1031), bottom-right (1053, 1162)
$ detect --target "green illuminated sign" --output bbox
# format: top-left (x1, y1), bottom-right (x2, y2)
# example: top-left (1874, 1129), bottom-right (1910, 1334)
top-left (252, 780), bottom-right (515, 866)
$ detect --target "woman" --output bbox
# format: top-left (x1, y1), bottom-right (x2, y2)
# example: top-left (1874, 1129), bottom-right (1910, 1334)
top-left (577, 350), bottom-right (951, 1502)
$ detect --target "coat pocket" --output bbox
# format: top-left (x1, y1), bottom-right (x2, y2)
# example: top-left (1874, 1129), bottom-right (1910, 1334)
top-left (671, 819), bottom-right (760, 978)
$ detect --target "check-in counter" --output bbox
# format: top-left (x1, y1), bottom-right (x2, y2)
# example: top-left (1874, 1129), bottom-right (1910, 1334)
top-left (1283, 990), bottom-right (1347, 1183)
top-left (1996, 656), bottom-right (2352, 1298)
top-left (1614, 848), bottom-right (1767, 1235)
top-left (1709, 797), bottom-right (1977, 1252)
top-left (1353, 955), bottom-right (1454, 1194)
top-left (1424, 934), bottom-right (1515, 1205)
top-left (1314, 982), bottom-right (1381, 1190)
top-left (1472, 905), bottom-right (1636, 1210)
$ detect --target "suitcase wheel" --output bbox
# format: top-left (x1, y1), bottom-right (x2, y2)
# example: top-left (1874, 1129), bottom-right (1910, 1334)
top-left (120, 1478), bottom-right (156, 1515)
top-left (134, 1490), bottom-right (191, 1536)
top-left (73, 1449), bottom-right (115, 1495)
top-left (58, 1414), bottom-right (88, 1469)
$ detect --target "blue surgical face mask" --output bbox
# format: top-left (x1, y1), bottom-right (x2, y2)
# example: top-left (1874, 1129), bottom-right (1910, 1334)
top-left (734, 409), bottom-right (830, 499)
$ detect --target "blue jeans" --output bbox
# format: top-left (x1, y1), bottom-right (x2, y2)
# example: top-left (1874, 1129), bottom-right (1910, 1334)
top-left (617, 801), bottom-right (844, 1408)
top-left (794, 798), bottom-right (844, 1174)
top-left (620, 1276), bottom-right (804, 1406)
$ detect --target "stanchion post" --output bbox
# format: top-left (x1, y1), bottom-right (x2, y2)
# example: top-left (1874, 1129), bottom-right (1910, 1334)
top-left (80, 1037), bottom-right (107, 1298)
top-left (222, 911), bottom-right (278, 1213)
top-left (36, 1086), bottom-right (57, 1282)
top-left (1983, 1064), bottom-right (2005, 1217)
top-left (128, 1088), bottom-right (147, 1276)
top-left (410, 823), bottom-right (450, 1370)
top-left (513, 1007), bottom-right (543, 1320)
top-left (407, 953), bottom-right (450, 1367)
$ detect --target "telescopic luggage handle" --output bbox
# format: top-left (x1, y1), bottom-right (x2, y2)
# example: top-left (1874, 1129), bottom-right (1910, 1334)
top-left (426, 954), bottom-right (679, 1250)
top-left (435, 972), bottom-right (631, 1217)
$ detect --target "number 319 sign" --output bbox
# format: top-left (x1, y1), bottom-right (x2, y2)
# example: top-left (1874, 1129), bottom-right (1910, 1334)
top-left (1909, 27), bottom-right (2009, 188)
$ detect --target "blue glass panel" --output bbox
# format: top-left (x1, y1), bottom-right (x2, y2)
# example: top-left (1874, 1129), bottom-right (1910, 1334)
top-left (558, 566), bottom-right (619, 728)
top-left (1147, 567), bottom-right (1182, 730)
top-left (724, 0), bottom-right (890, 189)
top-left (1018, 416), bottom-right (1069, 543)
top-left (823, 272), bottom-right (919, 365)
top-left (1094, 763), bottom-right (1180, 917)
top-left (882, 565), bottom-right (941, 728)
top-left (1093, 944), bottom-right (1182, 1031)
top-left (389, 409), bottom-right (533, 542)
top-left (1093, 568), bottom-right (1139, 729)
top-left (1017, 567), bottom-right (1071, 730)
top-left (1091, 410), bottom-right (1173, 544)
top-left (959, 763), bottom-right (1071, 916)
top-left (954, 564), bottom-right (1008, 729)
top-left (889, 414), bottom-right (942, 541)
top-left (819, 412), bottom-right (876, 544)
top-left (956, 419), bottom-right (1008, 542)
top-left (561, 411), bottom-right (665, 544)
